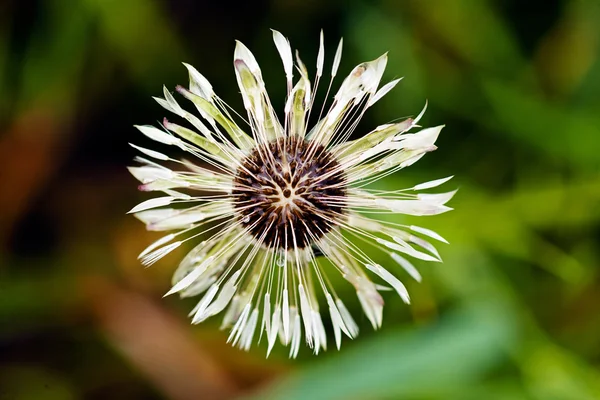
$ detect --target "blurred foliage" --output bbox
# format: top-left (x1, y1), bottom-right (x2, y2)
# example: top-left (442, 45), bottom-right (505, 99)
top-left (1, 0), bottom-right (600, 399)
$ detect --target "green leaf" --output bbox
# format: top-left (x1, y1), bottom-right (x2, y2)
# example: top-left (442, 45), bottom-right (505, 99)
top-left (254, 303), bottom-right (517, 400)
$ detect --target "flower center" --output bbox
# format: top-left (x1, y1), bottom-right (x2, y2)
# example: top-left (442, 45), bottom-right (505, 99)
top-left (232, 136), bottom-right (346, 250)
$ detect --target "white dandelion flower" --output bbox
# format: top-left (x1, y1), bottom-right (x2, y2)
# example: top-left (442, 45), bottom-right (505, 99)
top-left (129, 30), bottom-right (454, 357)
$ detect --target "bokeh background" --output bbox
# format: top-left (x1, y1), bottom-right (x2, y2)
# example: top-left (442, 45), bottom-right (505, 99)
top-left (2, 0), bottom-right (600, 399)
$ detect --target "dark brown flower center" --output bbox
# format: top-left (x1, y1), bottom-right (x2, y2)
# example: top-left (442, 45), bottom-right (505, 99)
top-left (232, 136), bottom-right (346, 250)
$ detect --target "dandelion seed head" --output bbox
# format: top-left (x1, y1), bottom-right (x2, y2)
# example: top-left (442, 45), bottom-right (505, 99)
top-left (129, 29), bottom-right (455, 358)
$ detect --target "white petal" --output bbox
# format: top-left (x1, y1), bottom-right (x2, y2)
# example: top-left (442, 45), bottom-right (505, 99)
top-left (316, 30), bottom-right (325, 77)
top-left (295, 51), bottom-right (309, 78)
top-left (234, 41), bottom-right (261, 74)
top-left (311, 310), bottom-right (327, 353)
top-left (176, 86), bottom-right (255, 150)
top-left (366, 264), bottom-right (410, 304)
top-left (163, 119), bottom-right (226, 159)
top-left (358, 54), bottom-right (387, 94)
top-left (373, 198), bottom-right (453, 216)
top-left (409, 235), bottom-right (442, 261)
top-left (289, 314), bottom-right (302, 358)
top-left (391, 253), bottom-right (422, 282)
top-left (128, 166), bottom-right (174, 184)
top-left (357, 287), bottom-right (383, 329)
top-left (398, 125), bottom-right (444, 149)
top-left (129, 143), bottom-right (169, 161)
top-left (418, 190), bottom-right (457, 205)
top-left (312, 53), bottom-right (388, 145)
top-left (134, 208), bottom-right (178, 224)
top-left (196, 270), bottom-right (242, 322)
top-left (298, 284), bottom-right (313, 347)
top-left (147, 212), bottom-right (207, 231)
top-left (172, 240), bottom-right (211, 283)
top-left (240, 308), bottom-right (259, 350)
top-left (377, 238), bottom-right (439, 262)
top-left (326, 294), bottom-right (342, 349)
top-left (334, 54), bottom-right (387, 102)
top-left (165, 256), bottom-right (214, 296)
top-left (190, 284), bottom-right (220, 323)
top-left (140, 241), bottom-right (182, 267)
top-left (367, 77), bottom-right (402, 108)
top-left (163, 86), bottom-right (185, 115)
top-left (229, 303), bottom-right (251, 345)
top-left (282, 289), bottom-right (290, 344)
top-left (154, 97), bottom-right (178, 115)
top-left (400, 152), bottom-right (429, 168)
top-left (336, 298), bottom-right (358, 338)
top-left (272, 30), bottom-right (293, 82)
top-left (138, 234), bottom-right (175, 259)
top-left (133, 156), bottom-right (164, 169)
top-left (392, 237), bottom-right (441, 262)
top-left (260, 293), bottom-right (271, 342)
top-left (414, 100), bottom-right (428, 124)
top-left (413, 176), bottom-right (454, 191)
top-left (332, 38), bottom-right (343, 77)
top-left (335, 118), bottom-right (416, 163)
top-left (182, 274), bottom-right (217, 300)
top-left (182, 62), bottom-right (214, 99)
top-left (135, 125), bottom-right (180, 146)
top-left (138, 178), bottom-right (191, 193)
top-left (221, 295), bottom-right (241, 329)
top-left (153, 86), bottom-right (185, 116)
top-left (161, 190), bottom-right (191, 200)
top-left (284, 76), bottom-right (311, 137)
top-left (410, 225), bottom-right (449, 244)
top-left (128, 196), bottom-right (176, 214)
top-left (266, 305), bottom-right (281, 356)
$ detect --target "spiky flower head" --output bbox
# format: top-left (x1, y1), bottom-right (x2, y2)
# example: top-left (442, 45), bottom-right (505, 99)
top-left (128, 30), bottom-right (454, 358)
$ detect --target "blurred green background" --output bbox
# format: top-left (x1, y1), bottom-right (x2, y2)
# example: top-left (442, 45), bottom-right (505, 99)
top-left (2, 0), bottom-right (600, 399)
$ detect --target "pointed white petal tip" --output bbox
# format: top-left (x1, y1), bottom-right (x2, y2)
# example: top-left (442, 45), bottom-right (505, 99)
top-left (316, 30), bottom-right (325, 77)
top-left (366, 263), bottom-right (411, 304)
top-left (138, 234), bottom-right (175, 259)
top-left (140, 241), bottom-right (181, 268)
top-left (127, 196), bottom-right (175, 214)
top-left (234, 40), bottom-right (260, 73)
top-left (129, 143), bottom-right (170, 161)
top-left (391, 253), bottom-right (422, 282)
top-left (182, 62), bottom-right (214, 98)
top-left (134, 125), bottom-right (180, 146)
top-left (410, 226), bottom-right (449, 244)
top-left (271, 29), bottom-right (294, 80)
top-left (165, 256), bottom-right (214, 297)
top-left (413, 176), bottom-right (454, 191)
top-left (368, 77), bottom-right (403, 107)
top-left (332, 37), bottom-right (343, 77)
